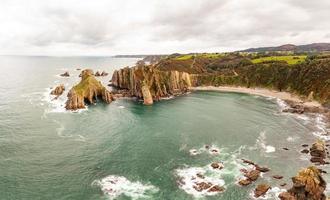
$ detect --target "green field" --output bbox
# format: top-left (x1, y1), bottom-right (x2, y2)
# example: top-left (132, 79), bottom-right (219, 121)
top-left (251, 55), bottom-right (307, 65)
top-left (174, 53), bottom-right (223, 60)
top-left (175, 54), bottom-right (193, 60)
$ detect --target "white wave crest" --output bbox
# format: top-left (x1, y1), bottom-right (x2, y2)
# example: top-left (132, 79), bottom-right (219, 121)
top-left (175, 166), bottom-right (225, 197)
top-left (92, 175), bottom-right (158, 200)
top-left (251, 131), bottom-right (276, 153)
top-left (189, 144), bottom-right (221, 156)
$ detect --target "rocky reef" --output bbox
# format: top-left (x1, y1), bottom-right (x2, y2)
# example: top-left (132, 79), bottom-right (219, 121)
top-left (279, 166), bottom-right (327, 200)
top-left (111, 65), bottom-right (191, 105)
top-left (65, 69), bottom-right (114, 110)
top-left (50, 84), bottom-right (65, 99)
top-left (95, 71), bottom-right (109, 77)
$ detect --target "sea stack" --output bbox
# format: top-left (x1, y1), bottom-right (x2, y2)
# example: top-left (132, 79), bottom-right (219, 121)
top-left (65, 69), bottom-right (114, 110)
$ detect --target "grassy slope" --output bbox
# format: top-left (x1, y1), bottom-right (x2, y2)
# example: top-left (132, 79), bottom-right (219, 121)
top-left (251, 55), bottom-right (307, 65)
top-left (73, 76), bottom-right (103, 96)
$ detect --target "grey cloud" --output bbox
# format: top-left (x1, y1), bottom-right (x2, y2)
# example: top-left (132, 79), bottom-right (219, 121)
top-left (0, 0), bottom-right (329, 55)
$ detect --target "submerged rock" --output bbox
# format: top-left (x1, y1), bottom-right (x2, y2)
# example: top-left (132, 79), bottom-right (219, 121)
top-left (278, 166), bottom-right (327, 200)
top-left (65, 69), bottom-right (114, 110)
top-left (50, 84), bottom-right (65, 99)
top-left (254, 184), bottom-right (271, 198)
top-left (273, 175), bottom-right (283, 179)
top-left (60, 71), bottom-right (70, 77)
top-left (111, 65), bottom-right (191, 105)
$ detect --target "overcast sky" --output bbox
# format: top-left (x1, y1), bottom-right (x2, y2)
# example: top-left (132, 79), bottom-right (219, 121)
top-left (0, 0), bottom-right (329, 56)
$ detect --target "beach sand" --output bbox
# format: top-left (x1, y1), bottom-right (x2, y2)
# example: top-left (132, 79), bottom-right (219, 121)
top-left (190, 86), bottom-right (321, 108)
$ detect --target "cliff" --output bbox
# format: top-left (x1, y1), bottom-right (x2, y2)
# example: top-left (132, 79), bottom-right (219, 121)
top-left (111, 65), bottom-right (191, 105)
top-left (65, 69), bottom-right (114, 110)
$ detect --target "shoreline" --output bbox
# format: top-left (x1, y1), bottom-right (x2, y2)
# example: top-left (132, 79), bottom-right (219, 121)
top-left (190, 86), bottom-right (322, 108)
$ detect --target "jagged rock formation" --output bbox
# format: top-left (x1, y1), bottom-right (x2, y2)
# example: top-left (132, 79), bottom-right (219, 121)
top-left (50, 84), bottom-right (65, 99)
top-left (95, 71), bottom-right (108, 77)
top-left (65, 69), bottom-right (114, 110)
top-left (310, 140), bottom-right (327, 165)
top-left (111, 65), bottom-right (191, 105)
top-left (278, 166), bottom-right (327, 200)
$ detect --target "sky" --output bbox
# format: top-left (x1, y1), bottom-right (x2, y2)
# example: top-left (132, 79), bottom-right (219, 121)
top-left (0, 0), bottom-right (329, 56)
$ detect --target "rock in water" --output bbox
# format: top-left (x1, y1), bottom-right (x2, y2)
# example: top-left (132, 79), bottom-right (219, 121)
top-left (111, 65), bottom-right (191, 105)
top-left (65, 69), bottom-right (114, 110)
top-left (60, 71), bottom-right (70, 77)
top-left (254, 184), bottom-right (271, 198)
top-left (310, 140), bottom-right (327, 164)
top-left (95, 71), bottom-right (101, 76)
top-left (101, 71), bottom-right (108, 76)
top-left (278, 166), bottom-right (327, 200)
top-left (50, 84), bottom-right (65, 99)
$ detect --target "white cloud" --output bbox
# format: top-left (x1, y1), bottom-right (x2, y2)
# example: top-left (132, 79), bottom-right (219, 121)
top-left (0, 0), bottom-right (329, 55)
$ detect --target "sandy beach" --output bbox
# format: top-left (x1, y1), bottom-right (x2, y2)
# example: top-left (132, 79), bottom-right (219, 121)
top-left (190, 86), bottom-right (322, 108)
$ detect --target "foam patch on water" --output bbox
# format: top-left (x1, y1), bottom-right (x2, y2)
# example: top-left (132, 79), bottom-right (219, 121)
top-left (189, 144), bottom-right (221, 156)
top-left (251, 131), bottom-right (276, 153)
top-left (175, 166), bottom-right (225, 197)
top-left (178, 146), bottom-right (251, 197)
top-left (275, 98), bottom-right (289, 110)
top-left (118, 105), bottom-right (125, 109)
top-left (312, 114), bottom-right (330, 141)
top-left (42, 87), bottom-right (88, 114)
top-left (161, 96), bottom-right (174, 100)
top-left (249, 187), bottom-right (286, 200)
top-left (93, 175), bottom-right (158, 200)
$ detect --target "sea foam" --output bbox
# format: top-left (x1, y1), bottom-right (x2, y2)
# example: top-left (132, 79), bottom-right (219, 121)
top-left (93, 175), bottom-right (158, 200)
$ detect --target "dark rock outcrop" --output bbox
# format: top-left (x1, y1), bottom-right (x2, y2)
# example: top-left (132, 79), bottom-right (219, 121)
top-left (310, 140), bottom-right (327, 165)
top-left (278, 166), bottom-right (327, 200)
top-left (60, 71), bottom-right (70, 77)
top-left (50, 84), bottom-right (65, 99)
top-left (101, 71), bottom-right (108, 76)
top-left (111, 65), bottom-right (191, 105)
top-left (65, 69), bottom-right (114, 110)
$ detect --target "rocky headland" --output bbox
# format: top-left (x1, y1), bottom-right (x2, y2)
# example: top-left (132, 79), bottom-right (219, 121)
top-left (65, 69), bottom-right (114, 110)
top-left (111, 65), bottom-right (191, 105)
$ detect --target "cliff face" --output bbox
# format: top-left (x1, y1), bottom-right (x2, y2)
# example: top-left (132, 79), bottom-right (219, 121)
top-left (65, 69), bottom-right (114, 110)
top-left (111, 65), bottom-right (191, 104)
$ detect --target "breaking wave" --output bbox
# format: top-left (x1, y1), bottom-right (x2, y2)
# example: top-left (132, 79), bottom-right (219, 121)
top-left (92, 175), bottom-right (158, 200)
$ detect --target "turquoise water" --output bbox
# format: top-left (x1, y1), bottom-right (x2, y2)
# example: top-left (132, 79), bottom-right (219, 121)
top-left (0, 56), bottom-right (329, 200)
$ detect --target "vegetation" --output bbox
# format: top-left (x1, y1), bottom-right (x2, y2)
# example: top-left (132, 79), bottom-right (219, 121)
top-left (251, 55), bottom-right (307, 65)
top-left (156, 52), bottom-right (330, 105)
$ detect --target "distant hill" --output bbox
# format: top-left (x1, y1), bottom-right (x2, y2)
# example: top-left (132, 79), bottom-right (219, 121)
top-left (241, 43), bottom-right (330, 52)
